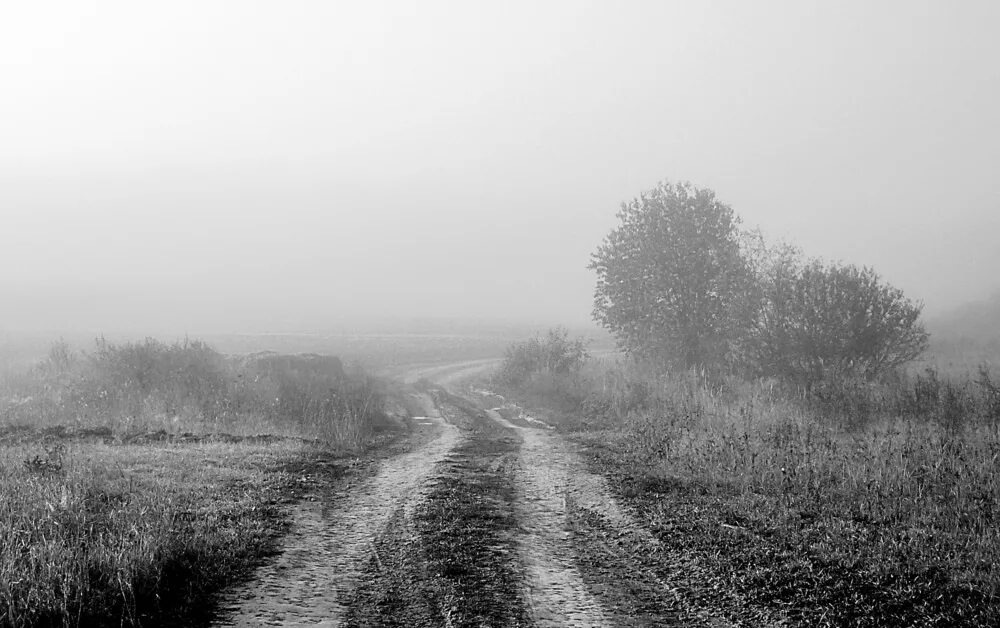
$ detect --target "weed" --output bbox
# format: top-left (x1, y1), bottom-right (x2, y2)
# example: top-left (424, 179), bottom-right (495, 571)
top-left (22, 442), bottom-right (65, 475)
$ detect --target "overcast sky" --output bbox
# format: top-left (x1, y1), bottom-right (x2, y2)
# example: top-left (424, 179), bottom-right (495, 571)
top-left (2, 1), bottom-right (998, 333)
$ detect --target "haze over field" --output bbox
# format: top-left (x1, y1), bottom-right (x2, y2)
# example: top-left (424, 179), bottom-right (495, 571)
top-left (2, 1), bottom-right (999, 333)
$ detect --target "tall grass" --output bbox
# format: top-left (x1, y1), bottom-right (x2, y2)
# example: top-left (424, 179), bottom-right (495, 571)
top-left (0, 338), bottom-right (388, 449)
top-left (0, 440), bottom-right (302, 627)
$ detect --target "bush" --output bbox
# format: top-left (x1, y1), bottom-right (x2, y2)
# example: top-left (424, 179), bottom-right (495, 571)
top-left (0, 339), bottom-right (386, 449)
top-left (497, 328), bottom-right (588, 386)
top-left (752, 260), bottom-right (928, 385)
top-left (233, 352), bottom-right (385, 445)
top-left (87, 337), bottom-right (230, 420)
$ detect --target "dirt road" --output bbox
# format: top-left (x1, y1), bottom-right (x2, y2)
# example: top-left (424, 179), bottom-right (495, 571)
top-left (210, 363), bottom-right (764, 627)
top-left (394, 357), bottom-right (502, 385)
top-left (213, 392), bottom-right (460, 626)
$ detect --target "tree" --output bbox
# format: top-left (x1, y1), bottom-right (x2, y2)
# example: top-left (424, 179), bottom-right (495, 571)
top-left (755, 259), bottom-right (929, 384)
top-left (589, 181), bottom-right (752, 368)
top-left (739, 236), bottom-right (805, 375)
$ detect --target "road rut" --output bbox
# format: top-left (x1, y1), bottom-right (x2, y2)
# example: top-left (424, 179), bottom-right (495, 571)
top-left (485, 409), bottom-right (614, 627)
top-left (212, 394), bottom-right (460, 627)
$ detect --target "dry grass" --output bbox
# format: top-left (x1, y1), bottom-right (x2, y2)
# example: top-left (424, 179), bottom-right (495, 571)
top-left (0, 336), bottom-right (398, 626)
top-left (1, 338), bottom-right (389, 448)
top-left (496, 354), bottom-right (1000, 624)
top-left (0, 438), bottom-right (312, 627)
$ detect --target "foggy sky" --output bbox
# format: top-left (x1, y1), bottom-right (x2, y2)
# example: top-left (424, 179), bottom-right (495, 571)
top-left (3, 1), bottom-right (999, 333)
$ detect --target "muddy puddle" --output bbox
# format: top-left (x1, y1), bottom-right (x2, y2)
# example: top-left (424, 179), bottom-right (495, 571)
top-left (212, 394), bottom-right (460, 627)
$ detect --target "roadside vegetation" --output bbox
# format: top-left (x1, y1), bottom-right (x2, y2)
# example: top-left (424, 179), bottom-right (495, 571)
top-left (493, 180), bottom-right (1000, 625)
top-left (0, 337), bottom-right (394, 627)
top-left (495, 339), bottom-right (1000, 624)
top-left (2, 337), bottom-right (388, 445)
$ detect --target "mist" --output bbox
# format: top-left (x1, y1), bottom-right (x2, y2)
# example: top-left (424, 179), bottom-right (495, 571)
top-left (3, 1), bottom-right (999, 334)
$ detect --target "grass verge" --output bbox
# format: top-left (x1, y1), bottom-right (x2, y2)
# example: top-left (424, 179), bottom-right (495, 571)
top-left (576, 431), bottom-right (996, 626)
top-left (0, 437), bottom-right (320, 627)
top-left (490, 355), bottom-right (1000, 626)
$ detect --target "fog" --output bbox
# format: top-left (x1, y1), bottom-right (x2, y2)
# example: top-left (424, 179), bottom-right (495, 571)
top-left (2, 1), bottom-right (998, 334)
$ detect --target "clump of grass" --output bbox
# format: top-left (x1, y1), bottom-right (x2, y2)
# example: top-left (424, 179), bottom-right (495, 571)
top-left (22, 442), bottom-right (66, 475)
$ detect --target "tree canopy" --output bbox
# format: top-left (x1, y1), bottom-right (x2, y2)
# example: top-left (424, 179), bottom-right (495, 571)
top-left (589, 181), bottom-right (752, 368)
top-left (590, 180), bottom-right (929, 381)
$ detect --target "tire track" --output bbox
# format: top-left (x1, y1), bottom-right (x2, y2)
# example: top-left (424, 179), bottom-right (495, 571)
top-left (345, 391), bottom-right (532, 627)
top-left (485, 408), bottom-right (613, 627)
top-left (486, 403), bottom-right (775, 627)
top-left (397, 358), bottom-right (502, 386)
top-left (212, 393), bottom-right (460, 627)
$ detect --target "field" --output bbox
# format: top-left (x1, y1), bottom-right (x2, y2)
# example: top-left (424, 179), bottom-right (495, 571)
top-left (2, 437), bottom-right (310, 626)
top-left (5, 326), bottom-right (999, 626)
top-left (489, 341), bottom-right (1000, 625)
top-left (0, 335), bottom-right (400, 627)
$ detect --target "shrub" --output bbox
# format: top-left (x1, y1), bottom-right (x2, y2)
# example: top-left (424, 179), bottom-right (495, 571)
top-left (86, 337), bottom-right (229, 420)
top-left (1, 339), bottom-right (385, 449)
top-left (752, 260), bottom-right (929, 385)
top-left (497, 328), bottom-right (588, 386)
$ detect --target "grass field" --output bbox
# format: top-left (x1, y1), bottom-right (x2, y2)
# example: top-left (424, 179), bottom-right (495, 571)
top-left (0, 336), bottom-right (400, 626)
top-left (491, 343), bottom-right (1000, 625)
top-left (1, 437), bottom-right (310, 627)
